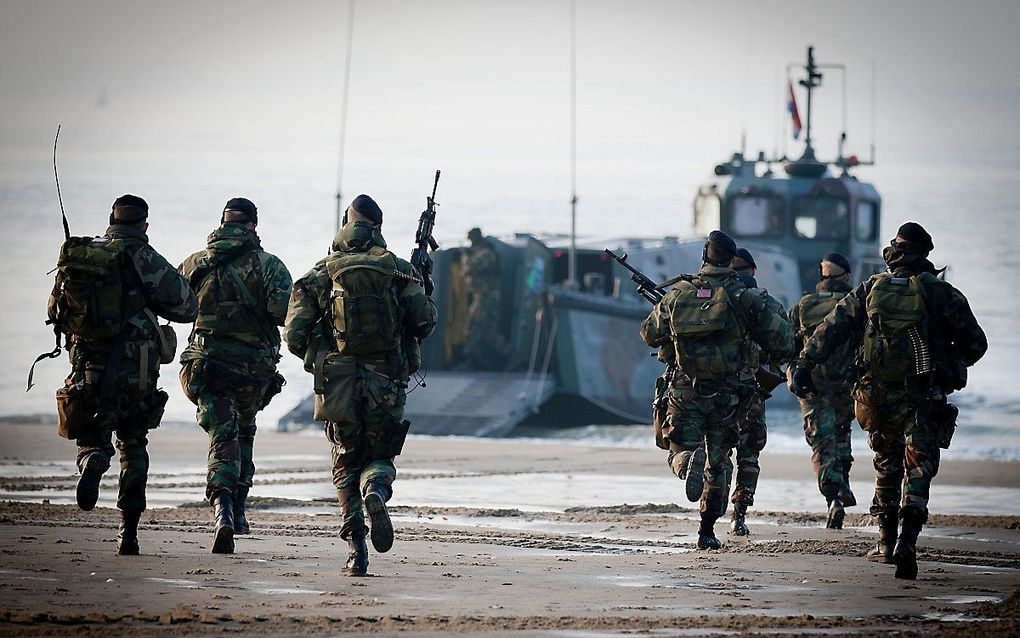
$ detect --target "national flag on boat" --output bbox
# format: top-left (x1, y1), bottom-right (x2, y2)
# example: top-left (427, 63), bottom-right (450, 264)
top-left (787, 80), bottom-right (803, 140)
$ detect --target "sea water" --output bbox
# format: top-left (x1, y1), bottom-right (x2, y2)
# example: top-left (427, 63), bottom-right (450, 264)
top-left (1, 138), bottom-right (1018, 460)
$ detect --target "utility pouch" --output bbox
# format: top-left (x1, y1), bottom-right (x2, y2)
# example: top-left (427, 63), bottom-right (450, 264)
top-left (261, 371), bottom-right (286, 409)
top-left (179, 360), bottom-right (202, 406)
top-left (143, 309), bottom-right (177, 365)
top-left (652, 375), bottom-right (669, 451)
top-left (141, 389), bottom-right (169, 430)
top-left (56, 380), bottom-right (93, 440)
top-left (852, 377), bottom-right (887, 433)
top-left (313, 355), bottom-right (359, 423)
top-left (372, 418), bottom-right (411, 458)
top-left (935, 402), bottom-right (959, 449)
top-left (754, 364), bottom-right (785, 394)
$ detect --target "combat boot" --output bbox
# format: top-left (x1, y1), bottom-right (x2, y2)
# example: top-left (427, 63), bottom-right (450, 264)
top-left (117, 509), bottom-right (141, 556)
top-left (893, 511), bottom-right (924, 580)
top-left (696, 512), bottom-right (721, 550)
top-left (730, 502), bottom-right (750, 536)
top-left (364, 483), bottom-right (394, 553)
top-left (826, 496), bottom-right (845, 529)
top-left (211, 492), bottom-right (235, 554)
top-left (671, 447), bottom-right (707, 503)
top-left (343, 531), bottom-right (369, 577)
top-left (76, 453), bottom-right (104, 512)
top-left (866, 512), bottom-right (897, 564)
top-left (840, 485), bottom-right (857, 508)
top-left (234, 486), bottom-right (250, 535)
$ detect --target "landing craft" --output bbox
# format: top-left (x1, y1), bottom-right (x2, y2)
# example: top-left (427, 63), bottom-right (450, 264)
top-left (279, 46), bottom-right (881, 436)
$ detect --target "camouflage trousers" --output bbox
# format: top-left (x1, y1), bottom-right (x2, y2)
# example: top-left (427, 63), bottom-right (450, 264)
top-left (75, 346), bottom-right (166, 512)
top-left (326, 365), bottom-right (409, 539)
top-left (463, 288), bottom-right (509, 370)
top-left (664, 381), bottom-right (751, 518)
top-left (181, 359), bottom-right (272, 502)
top-left (732, 391), bottom-right (767, 506)
top-left (798, 382), bottom-right (855, 501)
top-left (865, 387), bottom-right (941, 521)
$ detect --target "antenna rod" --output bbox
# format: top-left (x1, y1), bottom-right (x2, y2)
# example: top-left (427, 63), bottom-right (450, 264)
top-left (567, 0), bottom-right (578, 288)
top-left (335, 0), bottom-right (357, 232)
top-left (53, 125), bottom-right (69, 241)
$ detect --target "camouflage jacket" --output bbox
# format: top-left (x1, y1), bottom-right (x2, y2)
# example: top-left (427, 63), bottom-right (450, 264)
top-left (801, 263), bottom-right (987, 392)
top-left (640, 264), bottom-right (795, 386)
top-left (284, 222), bottom-right (437, 381)
top-left (462, 241), bottom-right (499, 290)
top-left (47, 224), bottom-right (198, 355)
top-left (790, 278), bottom-right (854, 385)
top-left (178, 223), bottom-right (292, 364)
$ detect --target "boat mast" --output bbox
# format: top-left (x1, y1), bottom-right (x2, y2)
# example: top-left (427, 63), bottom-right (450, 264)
top-left (567, 0), bottom-right (578, 288)
top-left (799, 45), bottom-right (822, 161)
top-left (335, 0), bottom-right (357, 232)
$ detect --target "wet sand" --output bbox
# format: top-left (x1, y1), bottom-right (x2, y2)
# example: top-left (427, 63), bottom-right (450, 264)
top-left (1, 421), bottom-right (1018, 636)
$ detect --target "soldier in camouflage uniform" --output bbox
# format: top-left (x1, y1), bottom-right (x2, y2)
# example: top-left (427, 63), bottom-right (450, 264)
top-left (49, 195), bottom-right (198, 555)
top-left (641, 231), bottom-right (794, 550)
top-left (789, 252), bottom-right (857, 529)
top-left (460, 227), bottom-right (509, 369)
top-left (284, 194), bottom-right (437, 576)
top-left (729, 248), bottom-right (770, 536)
top-left (791, 223), bottom-right (986, 579)
top-left (178, 198), bottom-right (293, 554)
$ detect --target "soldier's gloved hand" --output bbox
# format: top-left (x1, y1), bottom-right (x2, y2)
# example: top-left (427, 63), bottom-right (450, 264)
top-left (423, 275), bottom-right (435, 297)
top-left (788, 359), bottom-right (818, 399)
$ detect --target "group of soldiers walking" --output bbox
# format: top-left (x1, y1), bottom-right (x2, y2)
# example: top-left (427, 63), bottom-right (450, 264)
top-left (642, 224), bottom-right (986, 580)
top-left (43, 192), bottom-right (986, 582)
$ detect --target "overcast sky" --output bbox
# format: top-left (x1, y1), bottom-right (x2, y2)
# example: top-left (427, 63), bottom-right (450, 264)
top-left (2, 0), bottom-right (1019, 243)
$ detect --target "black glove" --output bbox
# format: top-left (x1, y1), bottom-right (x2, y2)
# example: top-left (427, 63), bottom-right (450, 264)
top-left (423, 275), bottom-right (435, 297)
top-left (788, 360), bottom-right (818, 399)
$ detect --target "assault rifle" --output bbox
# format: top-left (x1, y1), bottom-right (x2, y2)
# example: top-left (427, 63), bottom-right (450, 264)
top-left (599, 249), bottom-right (689, 304)
top-left (410, 170), bottom-right (440, 296)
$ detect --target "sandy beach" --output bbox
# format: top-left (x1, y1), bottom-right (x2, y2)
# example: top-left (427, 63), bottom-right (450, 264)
top-left (1, 421), bottom-right (1018, 636)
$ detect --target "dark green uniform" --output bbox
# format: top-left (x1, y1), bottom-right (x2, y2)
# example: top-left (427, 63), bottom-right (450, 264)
top-left (731, 273), bottom-right (769, 509)
top-left (790, 278), bottom-right (856, 507)
top-left (284, 222), bottom-right (437, 541)
top-left (641, 265), bottom-right (794, 534)
top-left (178, 222), bottom-right (293, 502)
top-left (48, 224), bottom-right (198, 512)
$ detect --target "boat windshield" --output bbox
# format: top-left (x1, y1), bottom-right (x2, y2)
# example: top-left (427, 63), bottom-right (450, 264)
top-left (793, 196), bottom-right (849, 240)
top-left (728, 195), bottom-right (784, 238)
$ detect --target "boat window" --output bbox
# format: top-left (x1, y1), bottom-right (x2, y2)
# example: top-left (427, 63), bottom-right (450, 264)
top-left (729, 196), bottom-right (784, 237)
top-left (793, 197), bottom-right (849, 239)
top-left (693, 193), bottom-right (721, 237)
top-left (856, 201), bottom-right (878, 242)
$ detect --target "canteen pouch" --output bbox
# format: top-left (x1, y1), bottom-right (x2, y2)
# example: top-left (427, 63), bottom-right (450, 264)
top-left (372, 418), bottom-right (411, 458)
top-left (179, 360), bottom-right (202, 406)
top-left (852, 377), bottom-right (887, 433)
top-left (313, 355), bottom-right (359, 423)
top-left (934, 402), bottom-right (959, 449)
top-left (141, 389), bottom-right (169, 431)
top-left (56, 380), bottom-right (93, 440)
top-left (156, 325), bottom-right (178, 364)
top-left (260, 371), bottom-right (286, 409)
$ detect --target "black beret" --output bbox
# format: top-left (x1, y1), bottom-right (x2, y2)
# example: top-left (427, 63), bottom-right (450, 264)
top-left (347, 194), bottom-right (383, 225)
top-left (223, 197), bottom-right (258, 223)
top-left (820, 252), bottom-right (851, 273)
top-left (895, 222), bottom-right (933, 253)
top-left (110, 194), bottom-right (149, 224)
top-left (467, 227), bottom-right (483, 240)
top-left (733, 247), bottom-right (756, 270)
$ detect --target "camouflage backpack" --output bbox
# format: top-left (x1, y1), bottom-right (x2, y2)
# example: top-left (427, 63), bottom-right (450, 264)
top-left (796, 291), bottom-right (846, 340)
top-left (667, 278), bottom-right (747, 381)
top-left (860, 273), bottom-right (932, 383)
top-left (53, 236), bottom-right (145, 340)
top-left (325, 248), bottom-right (402, 356)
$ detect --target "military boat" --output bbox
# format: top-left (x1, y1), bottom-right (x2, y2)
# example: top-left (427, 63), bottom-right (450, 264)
top-left (279, 46), bottom-right (881, 436)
